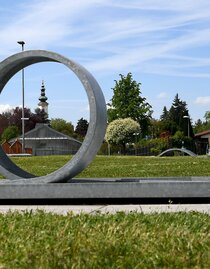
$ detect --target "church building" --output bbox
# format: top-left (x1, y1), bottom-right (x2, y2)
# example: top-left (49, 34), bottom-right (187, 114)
top-left (3, 82), bottom-right (82, 156)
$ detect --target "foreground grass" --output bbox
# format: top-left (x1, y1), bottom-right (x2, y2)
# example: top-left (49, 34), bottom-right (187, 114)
top-left (0, 211), bottom-right (209, 269)
top-left (5, 155), bottom-right (210, 178)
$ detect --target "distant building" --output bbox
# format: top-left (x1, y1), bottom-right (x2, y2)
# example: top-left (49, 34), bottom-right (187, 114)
top-left (2, 81), bottom-right (82, 156)
top-left (194, 130), bottom-right (210, 155)
top-left (1, 140), bottom-right (32, 155)
top-left (15, 123), bottom-right (81, 156)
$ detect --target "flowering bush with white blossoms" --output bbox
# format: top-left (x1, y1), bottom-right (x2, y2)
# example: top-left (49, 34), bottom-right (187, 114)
top-left (105, 118), bottom-right (140, 146)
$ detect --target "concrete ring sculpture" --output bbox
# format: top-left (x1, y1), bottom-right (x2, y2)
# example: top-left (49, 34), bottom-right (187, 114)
top-left (0, 50), bottom-right (107, 184)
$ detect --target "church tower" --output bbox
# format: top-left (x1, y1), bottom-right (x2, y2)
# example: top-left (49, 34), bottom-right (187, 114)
top-left (38, 81), bottom-right (48, 115)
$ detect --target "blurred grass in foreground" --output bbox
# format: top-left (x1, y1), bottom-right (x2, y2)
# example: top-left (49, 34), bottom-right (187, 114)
top-left (0, 211), bottom-right (209, 269)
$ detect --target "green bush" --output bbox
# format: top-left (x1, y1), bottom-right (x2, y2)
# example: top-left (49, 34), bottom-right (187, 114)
top-left (137, 138), bottom-right (169, 155)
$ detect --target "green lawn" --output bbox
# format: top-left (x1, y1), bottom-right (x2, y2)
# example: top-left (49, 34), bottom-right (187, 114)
top-left (4, 155), bottom-right (210, 178)
top-left (0, 155), bottom-right (210, 268)
top-left (0, 211), bottom-right (209, 269)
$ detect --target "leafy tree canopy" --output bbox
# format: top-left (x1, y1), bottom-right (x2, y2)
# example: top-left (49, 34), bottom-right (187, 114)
top-left (204, 111), bottom-right (210, 122)
top-left (193, 116), bottom-right (210, 134)
top-left (0, 107), bottom-right (49, 137)
top-left (107, 73), bottom-right (152, 137)
top-left (1, 125), bottom-right (19, 142)
top-left (50, 118), bottom-right (74, 137)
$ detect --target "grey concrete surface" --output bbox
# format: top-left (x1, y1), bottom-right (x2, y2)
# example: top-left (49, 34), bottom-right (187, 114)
top-left (0, 178), bottom-right (210, 199)
top-left (0, 204), bottom-right (210, 215)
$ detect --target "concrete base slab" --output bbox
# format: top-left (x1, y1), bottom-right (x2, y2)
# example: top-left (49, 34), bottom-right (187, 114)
top-left (0, 178), bottom-right (210, 200)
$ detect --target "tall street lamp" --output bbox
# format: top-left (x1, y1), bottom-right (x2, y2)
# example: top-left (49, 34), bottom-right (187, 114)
top-left (183, 115), bottom-right (190, 138)
top-left (134, 132), bottom-right (139, 156)
top-left (17, 41), bottom-right (25, 153)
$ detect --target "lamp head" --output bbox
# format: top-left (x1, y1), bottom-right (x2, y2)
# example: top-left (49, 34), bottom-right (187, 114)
top-left (17, 41), bottom-right (25, 46)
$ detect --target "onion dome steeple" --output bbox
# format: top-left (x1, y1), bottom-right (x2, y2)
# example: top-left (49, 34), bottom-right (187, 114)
top-left (39, 80), bottom-right (48, 102)
top-left (38, 81), bottom-right (49, 115)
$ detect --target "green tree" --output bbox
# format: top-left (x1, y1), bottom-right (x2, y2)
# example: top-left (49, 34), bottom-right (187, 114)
top-left (75, 118), bottom-right (89, 138)
top-left (105, 118), bottom-right (140, 153)
top-left (149, 118), bottom-right (164, 138)
top-left (0, 107), bottom-right (46, 136)
top-left (34, 108), bottom-right (49, 124)
top-left (204, 111), bottom-right (210, 122)
top-left (169, 94), bottom-right (194, 137)
top-left (193, 117), bottom-right (210, 134)
top-left (160, 94), bottom-right (194, 137)
top-left (159, 106), bottom-right (172, 135)
top-left (193, 119), bottom-right (204, 134)
top-left (0, 113), bottom-right (10, 136)
top-left (50, 118), bottom-right (74, 137)
top-left (160, 106), bottom-right (169, 121)
top-left (107, 73), bottom-right (152, 137)
top-left (1, 125), bottom-right (19, 142)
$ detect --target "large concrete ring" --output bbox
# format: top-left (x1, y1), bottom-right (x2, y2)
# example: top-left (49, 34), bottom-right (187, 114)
top-left (0, 50), bottom-right (107, 184)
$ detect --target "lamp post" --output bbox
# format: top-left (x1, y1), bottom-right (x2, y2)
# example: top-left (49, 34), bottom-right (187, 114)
top-left (17, 41), bottom-right (25, 153)
top-left (134, 132), bottom-right (139, 156)
top-left (183, 115), bottom-right (190, 138)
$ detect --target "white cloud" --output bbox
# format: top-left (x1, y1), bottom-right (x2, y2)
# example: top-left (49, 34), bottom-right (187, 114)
top-left (1, 0), bottom-right (210, 78)
top-left (157, 92), bottom-right (167, 99)
top-left (0, 104), bottom-right (13, 113)
top-left (195, 97), bottom-right (210, 105)
top-left (0, 0), bottom-right (100, 56)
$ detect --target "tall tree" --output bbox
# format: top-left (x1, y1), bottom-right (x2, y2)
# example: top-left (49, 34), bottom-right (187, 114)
top-left (160, 106), bottom-right (169, 121)
top-left (75, 118), bottom-right (89, 138)
top-left (169, 94), bottom-right (193, 137)
top-left (107, 73), bottom-right (152, 137)
top-left (160, 94), bottom-right (194, 137)
top-left (159, 106), bottom-right (171, 134)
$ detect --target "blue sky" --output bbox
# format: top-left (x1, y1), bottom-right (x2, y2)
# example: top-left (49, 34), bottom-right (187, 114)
top-left (0, 0), bottom-right (210, 127)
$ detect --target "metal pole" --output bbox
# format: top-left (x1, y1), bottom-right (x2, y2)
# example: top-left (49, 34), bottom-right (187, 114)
top-left (134, 132), bottom-right (139, 156)
top-left (183, 115), bottom-right (190, 138)
top-left (17, 41), bottom-right (25, 153)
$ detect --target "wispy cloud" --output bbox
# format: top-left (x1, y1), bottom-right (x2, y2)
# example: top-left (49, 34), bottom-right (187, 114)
top-left (0, 0), bottom-right (210, 78)
top-left (195, 97), bottom-right (210, 105)
top-left (0, 0), bottom-right (99, 55)
top-left (157, 92), bottom-right (167, 99)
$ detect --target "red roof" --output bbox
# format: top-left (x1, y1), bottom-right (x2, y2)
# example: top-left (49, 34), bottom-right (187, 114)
top-left (195, 129), bottom-right (210, 137)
